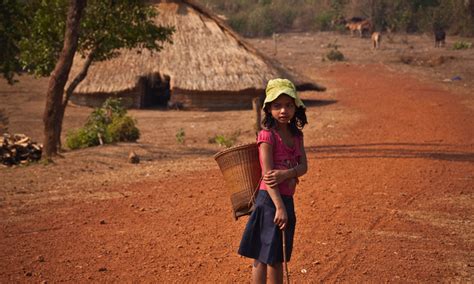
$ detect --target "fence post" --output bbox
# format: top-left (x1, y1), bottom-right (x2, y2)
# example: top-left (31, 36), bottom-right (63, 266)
top-left (252, 97), bottom-right (262, 133)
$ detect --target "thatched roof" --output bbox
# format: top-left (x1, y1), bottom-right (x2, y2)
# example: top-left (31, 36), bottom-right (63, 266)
top-left (69, 0), bottom-right (325, 95)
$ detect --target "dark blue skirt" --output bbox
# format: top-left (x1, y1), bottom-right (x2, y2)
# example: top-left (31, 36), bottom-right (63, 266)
top-left (238, 190), bottom-right (296, 265)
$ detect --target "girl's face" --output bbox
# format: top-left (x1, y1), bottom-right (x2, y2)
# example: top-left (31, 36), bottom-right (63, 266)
top-left (270, 94), bottom-right (296, 125)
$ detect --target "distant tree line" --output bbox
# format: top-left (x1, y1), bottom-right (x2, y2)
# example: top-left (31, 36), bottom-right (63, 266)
top-left (199, 0), bottom-right (474, 37)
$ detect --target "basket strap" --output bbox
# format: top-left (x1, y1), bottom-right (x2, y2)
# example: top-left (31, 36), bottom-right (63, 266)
top-left (248, 176), bottom-right (263, 209)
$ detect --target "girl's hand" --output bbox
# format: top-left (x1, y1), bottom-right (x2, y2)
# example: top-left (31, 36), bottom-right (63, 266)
top-left (263, 170), bottom-right (287, 187)
top-left (274, 207), bottom-right (288, 230)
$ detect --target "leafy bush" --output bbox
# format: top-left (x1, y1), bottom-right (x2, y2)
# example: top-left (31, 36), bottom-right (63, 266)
top-left (108, 116), bottom-right (140, 142)
top-left (103, 97), bottom-right (126, 117)
top-left (66, 98), bottom-right (139, 150)
top-left (215, 135), bottom-right (235, 147)
top-left (66, 127), bottom-right (101, 150)
top-left (452, 41), bottom-right (472, 50)
top-left (333, 22), bottom-right (347, 33)
top-left (176, 128), bottom-right (185, 144)
top-left (227, 2), bottom-right (298, 37)
top-left (246, 7), bottom-right (275, 37)
top-left (228, 14), bottom-right (248, 35)
top-left (208, 130), bottom-right (241, 148)
top-left (271, 4), bottom-right (297, 31)
top-left (326, 48), bottom-right (344, 61)
top-left (326, 40), bottom-right (340, 49)
top-left (65, 129), bottom-right (84, 150)
top-left (314, 11), bottom-right (334, 31)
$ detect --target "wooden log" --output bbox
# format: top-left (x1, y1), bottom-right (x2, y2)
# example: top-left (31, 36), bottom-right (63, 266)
top-left (16, 137), bottom-right (30, 145)
top-left (31, 144), bottom-right (42, 151)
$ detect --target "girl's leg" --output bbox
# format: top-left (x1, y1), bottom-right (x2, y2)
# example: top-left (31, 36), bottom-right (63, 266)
top-left (267, 262), bottom-right (283, 284)
top-left (252, 260), bottom-right (267, 284)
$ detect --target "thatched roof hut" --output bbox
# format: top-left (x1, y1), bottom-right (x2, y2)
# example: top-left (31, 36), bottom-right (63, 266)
top-left (69, 0), bottom-right (325, 110)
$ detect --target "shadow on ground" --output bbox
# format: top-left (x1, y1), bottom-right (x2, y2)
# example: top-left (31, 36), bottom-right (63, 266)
top-left (307, 143), bottom-right (474, 162)
top-left (303, 99), bottom-right (338, 107)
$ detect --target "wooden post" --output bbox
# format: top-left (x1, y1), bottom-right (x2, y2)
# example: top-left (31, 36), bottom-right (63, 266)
top-left (252, 97), bottom-right (262, 133)
top-left (273, 33), bottom-right (278, 56)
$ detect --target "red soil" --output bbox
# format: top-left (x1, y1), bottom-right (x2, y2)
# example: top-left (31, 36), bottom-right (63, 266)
top-left (1, 63), bottom-right (472, 283)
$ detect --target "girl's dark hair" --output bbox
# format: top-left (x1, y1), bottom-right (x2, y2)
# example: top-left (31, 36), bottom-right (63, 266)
top-left (262, 103), bottom-right (308, 137)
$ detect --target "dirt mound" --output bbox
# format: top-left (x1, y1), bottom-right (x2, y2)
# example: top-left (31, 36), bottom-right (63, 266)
top-left (399, 54), bottom-right (455, 67)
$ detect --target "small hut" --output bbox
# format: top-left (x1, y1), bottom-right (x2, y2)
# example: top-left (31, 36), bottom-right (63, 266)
top-left (69, 0), bottom-right (325, 110)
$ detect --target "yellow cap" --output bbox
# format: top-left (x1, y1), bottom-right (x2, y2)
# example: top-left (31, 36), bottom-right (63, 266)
top-left (263, 78), bottom-right (305, 108)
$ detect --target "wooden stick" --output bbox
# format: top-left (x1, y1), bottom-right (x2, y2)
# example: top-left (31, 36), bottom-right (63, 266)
top-left (282, 230), bottom-right (290, 283)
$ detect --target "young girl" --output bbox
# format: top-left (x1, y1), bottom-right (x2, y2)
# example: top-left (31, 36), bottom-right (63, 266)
top-left (238, 78), bottom-right (308, 283)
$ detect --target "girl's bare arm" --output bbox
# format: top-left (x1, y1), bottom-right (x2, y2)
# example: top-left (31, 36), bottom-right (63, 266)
top-left (259, 142), bottom-right (288, 230)
top-left (263, 137), bottom-right (307, 184)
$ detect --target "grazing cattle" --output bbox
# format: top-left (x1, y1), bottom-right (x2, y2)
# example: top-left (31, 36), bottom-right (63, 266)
top-left (349, 16), bottom-right (365, 23)
top-left (371, 32), bottom-right (381, 49)
top-left (434, 29), bottom-right (446, 48)
top-left (345, 22), bottom-right (359, 36)
top-left (346, 19), bottom-right (372, 38)
top-left (332, 16), bottom-right (367, 29)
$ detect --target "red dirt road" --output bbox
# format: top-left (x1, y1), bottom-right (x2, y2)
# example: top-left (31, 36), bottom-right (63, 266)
top-left (1, 64), bottom-right (473, 282)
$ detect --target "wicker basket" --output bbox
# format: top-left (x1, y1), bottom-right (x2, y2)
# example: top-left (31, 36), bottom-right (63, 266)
top-left (214, 143), bottom-right (262, 220)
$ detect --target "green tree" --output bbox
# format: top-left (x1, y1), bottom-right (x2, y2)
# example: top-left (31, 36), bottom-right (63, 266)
top-left (0, 0), bottom-right (28, 84)
top-left (11, 0), bottom-right (173, 159)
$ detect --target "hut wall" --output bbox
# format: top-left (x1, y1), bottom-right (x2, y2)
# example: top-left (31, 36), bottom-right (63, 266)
top-left (70, 84), bottom-right (144, 109)
top-left (171, 89), bottom-right (263, 110)
top-left (70, 87), bottom-right (264, 110)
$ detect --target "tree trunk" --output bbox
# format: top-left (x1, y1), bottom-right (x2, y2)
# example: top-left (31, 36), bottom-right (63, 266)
top-left (63, 48), bottom-right (96, 109)
top-left (54, 106), bottom-right (65, 153)
top-left (42, 0), bottom-right (86, 160)
top-left (53, 49), bottom-right (95, 152)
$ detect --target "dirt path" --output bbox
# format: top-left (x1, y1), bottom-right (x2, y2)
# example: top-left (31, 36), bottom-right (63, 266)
top-left (1, 62), bottom-right (472, 282)
top-left (302, 64), bottom-right (473, 282)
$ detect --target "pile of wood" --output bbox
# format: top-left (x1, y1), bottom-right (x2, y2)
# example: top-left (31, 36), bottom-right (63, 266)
top-left (1, 133), bottom-right (42, 166)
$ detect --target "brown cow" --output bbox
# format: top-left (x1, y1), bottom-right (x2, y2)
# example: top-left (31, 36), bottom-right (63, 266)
top-left (346, 19), bottom-right (372, 38)
top-left (371, 32), bottom-right (381, 49)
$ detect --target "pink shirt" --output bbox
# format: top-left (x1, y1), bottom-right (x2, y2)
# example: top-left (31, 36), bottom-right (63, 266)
top-left (257, 129), bottom-right (303, 196)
